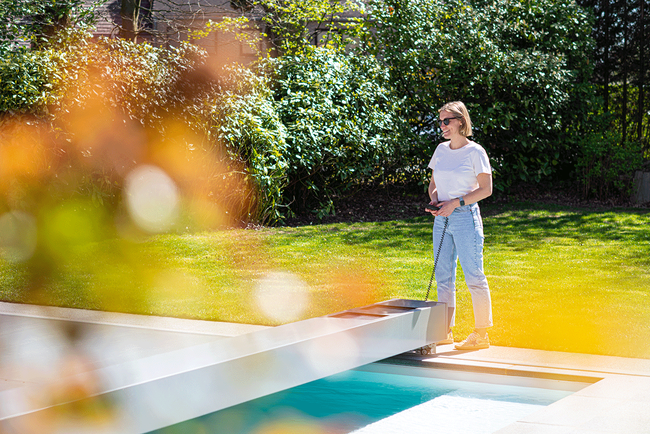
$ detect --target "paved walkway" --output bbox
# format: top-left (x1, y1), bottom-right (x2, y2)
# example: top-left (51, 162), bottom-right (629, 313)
top-left (1, 301), bottom-right (649, 433)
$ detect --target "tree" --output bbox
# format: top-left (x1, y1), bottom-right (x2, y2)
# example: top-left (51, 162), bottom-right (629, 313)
top-left (580, 0), bottom-right (649, 148)
top-left (576, 0), bottom-right (649, 198)
top-left (363, 0), bottom-right (597, 192)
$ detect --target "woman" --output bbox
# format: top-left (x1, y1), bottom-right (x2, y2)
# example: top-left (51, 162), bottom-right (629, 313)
top-left (426, 101), bottom-right (493, 350)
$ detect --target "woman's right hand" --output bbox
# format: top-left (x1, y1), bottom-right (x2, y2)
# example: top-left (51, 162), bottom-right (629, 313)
top-left (425, 201), bottom-right (439, 215)
top-left (433, 200), bottom-right (458, 217)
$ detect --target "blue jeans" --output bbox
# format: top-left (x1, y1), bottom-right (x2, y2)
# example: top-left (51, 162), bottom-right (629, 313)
top-left (433, 203), bottom-right (493, 329)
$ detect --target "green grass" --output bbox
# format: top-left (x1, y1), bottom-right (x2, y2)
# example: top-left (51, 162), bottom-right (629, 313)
top-left (1, 202), bottom-right (649, 359)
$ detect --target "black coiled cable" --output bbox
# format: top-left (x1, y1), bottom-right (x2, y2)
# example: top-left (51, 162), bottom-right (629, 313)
top-left (424, 216), bottom-right (449, 301)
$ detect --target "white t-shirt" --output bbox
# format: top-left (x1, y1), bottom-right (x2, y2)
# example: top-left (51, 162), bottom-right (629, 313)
top-left (427, 141), bottom-right (492, 202)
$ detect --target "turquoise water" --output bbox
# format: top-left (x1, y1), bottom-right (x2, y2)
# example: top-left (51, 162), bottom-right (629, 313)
top-left (150, 365), bottom-right (579, 434)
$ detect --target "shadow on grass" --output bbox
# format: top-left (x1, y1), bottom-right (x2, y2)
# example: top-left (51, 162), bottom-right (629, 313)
top-left (481, 203), bottom-right (650, 263)
top-left (277, 202), bottom-right (650, 252)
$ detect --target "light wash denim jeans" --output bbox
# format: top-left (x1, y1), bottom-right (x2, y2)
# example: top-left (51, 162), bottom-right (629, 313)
top-left (433, 202), bottom-right (493, 329)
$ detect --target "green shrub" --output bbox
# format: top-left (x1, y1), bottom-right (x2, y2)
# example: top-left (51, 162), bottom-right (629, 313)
top-left (268, 47), bottom-right (406, 216)
top-left (208, 64), bottom-right (289, 225)
top-left (0, 51), bottom-right (49, 114)
top-left (575, 118), bottom-right (643, 199)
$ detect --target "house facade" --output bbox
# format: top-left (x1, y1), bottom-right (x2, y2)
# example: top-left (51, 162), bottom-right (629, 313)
top-left (91, 0), bottom-right (270, 66)
top-left (90, 0), bottom-right (363, 66)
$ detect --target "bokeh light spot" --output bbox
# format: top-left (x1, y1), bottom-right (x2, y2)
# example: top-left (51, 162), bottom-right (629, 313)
top-left (302, 329), bottom-right (361, 378)
top-left (124, 165), bottom-right (180, 233)
top-left (0, 211), bottom-right (38, 263)
top-left (254, 272), bottom-right (309, 323)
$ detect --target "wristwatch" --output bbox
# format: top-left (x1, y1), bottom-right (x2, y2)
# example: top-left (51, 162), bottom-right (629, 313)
top-left (458, 196), bottom-right (465, 206)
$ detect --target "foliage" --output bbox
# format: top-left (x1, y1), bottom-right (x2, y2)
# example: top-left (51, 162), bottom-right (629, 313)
top-left (364, 0), bottom-right (596, 192)
top-left (0, 0), bottom-right (100, 53)
top-left (574, 112), bottom-right (643, 199)
top-left (4, 25), bottom-right (211, 121)
top-left (257, 0), bottom-right (366, 55)
top-left (191, 17), bottom-right (263, 57)
top-left (2, 24), bottom-right (249, 211)
top-left (577, 0), bottom-right (650, 163)
top-left (1, 21), bottom-right (297, 226)
top-left (2, 0), bottom-right (645, 231)
top-left (267, 47), bottom-right (406, 216)
top-left (0, 50), bottom-right (48, 114)
top-left (208, 63), bottom-right (289, 224)
top-left (0, 1), bottom-right (99, 115)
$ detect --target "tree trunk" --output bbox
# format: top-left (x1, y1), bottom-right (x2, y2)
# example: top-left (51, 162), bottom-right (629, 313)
top-left (622, 0), bottom-right (630, 143)
top-left (637, 0), bottom-right (646, 145)
top-left (121, 0), bottom-right (143, 42)
top-left (603, 0), bottom-right (611, 111)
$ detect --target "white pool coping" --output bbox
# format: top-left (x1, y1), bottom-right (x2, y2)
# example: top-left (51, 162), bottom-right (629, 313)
top-left (1, 301), bottom-right (649, 434)
top-left (0, 300), bottom-right (446, 433)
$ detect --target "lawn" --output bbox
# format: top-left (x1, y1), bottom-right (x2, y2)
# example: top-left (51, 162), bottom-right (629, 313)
top-left (1, 202), bottom-right (649, 359)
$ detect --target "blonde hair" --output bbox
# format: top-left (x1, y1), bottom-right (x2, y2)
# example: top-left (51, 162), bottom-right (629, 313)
top-left (439, 101), bottom-right (473, 137)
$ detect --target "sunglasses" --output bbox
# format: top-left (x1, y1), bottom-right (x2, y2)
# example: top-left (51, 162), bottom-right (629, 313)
top-left (438, 117), bottom-right (460, 126)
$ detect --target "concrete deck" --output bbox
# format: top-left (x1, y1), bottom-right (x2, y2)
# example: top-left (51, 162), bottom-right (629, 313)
top-left (395, 343), bottom-right (650, 433)
top-left (1, 301), bottom-right (649, 433)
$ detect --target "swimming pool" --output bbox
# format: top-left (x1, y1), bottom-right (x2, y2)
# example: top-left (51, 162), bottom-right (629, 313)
top-left (149, 361), bottom-right (590, 434)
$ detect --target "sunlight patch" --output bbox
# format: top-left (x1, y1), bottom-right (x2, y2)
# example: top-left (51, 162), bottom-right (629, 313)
top-left (254, 271), bottom-right (309, 323)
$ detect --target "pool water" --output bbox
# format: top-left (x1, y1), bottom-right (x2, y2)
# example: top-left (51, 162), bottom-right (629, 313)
top-left (150, 364), bottom-right (583, 434)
